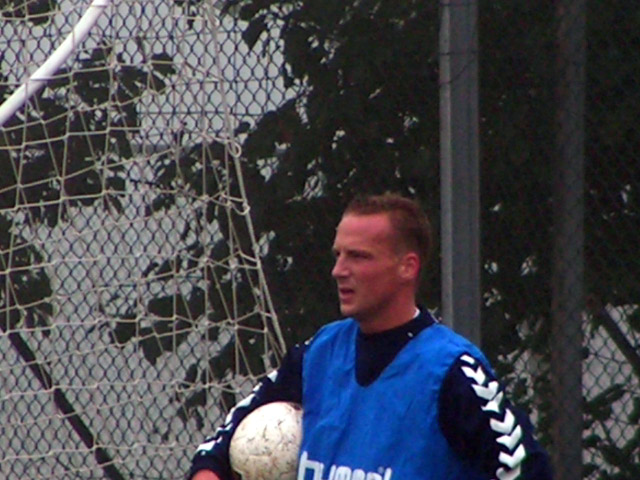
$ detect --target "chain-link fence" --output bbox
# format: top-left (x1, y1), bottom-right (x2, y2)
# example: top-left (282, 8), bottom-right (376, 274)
top-left (480, 1), bottom-right (639, 479)
top-left (1, 1), bottom-right (638, 479)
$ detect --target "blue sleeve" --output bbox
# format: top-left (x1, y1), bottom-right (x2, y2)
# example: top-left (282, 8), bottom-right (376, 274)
top-left (439, 353), bottom-right (553, 480)
top-left (188, 344), bottom-right (304, 480)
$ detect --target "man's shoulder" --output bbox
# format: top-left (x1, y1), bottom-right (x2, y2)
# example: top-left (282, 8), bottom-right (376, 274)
top-left (412, 322), bottom-right (489, 369)
top-left (307, 317), bottom-right (357, 344)
top-left (300, 318), bottom-right (360, 362)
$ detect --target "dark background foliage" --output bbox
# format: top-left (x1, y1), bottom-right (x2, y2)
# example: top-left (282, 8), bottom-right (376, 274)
top-left (1, 0), bottom-right (639, 478)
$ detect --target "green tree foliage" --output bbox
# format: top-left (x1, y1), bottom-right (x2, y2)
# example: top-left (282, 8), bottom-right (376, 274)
top-left (222, 0), bottom-right (443, 343)
top-left (479, 1), bottom-right (640, 477)
top-left (130, 0), bottom-right (443, 424)
top-left (581, 4), bottom-right (640, 477)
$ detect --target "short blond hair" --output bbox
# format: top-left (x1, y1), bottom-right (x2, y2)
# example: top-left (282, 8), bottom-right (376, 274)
top-left (343, 193), bottom-right (432, 271)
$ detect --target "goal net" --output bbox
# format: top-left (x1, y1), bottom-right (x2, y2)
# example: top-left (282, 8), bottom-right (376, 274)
top-left (0, 0), bottom-right (288, 478)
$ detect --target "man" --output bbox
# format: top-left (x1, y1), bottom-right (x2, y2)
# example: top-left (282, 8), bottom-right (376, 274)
top-left (189, 193), bottom-right (552, 480)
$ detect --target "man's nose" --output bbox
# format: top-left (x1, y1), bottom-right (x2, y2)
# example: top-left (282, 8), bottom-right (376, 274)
top-left (332, 256), bottom-right (347, 278)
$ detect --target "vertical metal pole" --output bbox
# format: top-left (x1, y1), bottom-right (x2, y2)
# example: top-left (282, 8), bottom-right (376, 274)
top-left (439, 0), bottom-right (481, 345)
top-left (552, 1), bottom-right (585, 478)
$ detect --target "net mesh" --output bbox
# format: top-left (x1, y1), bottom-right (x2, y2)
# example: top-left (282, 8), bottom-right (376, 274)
top-left (0, 1), bottom-right (286, 478)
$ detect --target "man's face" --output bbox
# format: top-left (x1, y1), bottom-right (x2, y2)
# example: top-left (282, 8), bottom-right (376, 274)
top-left (331, 213), bottom-right (408, 327)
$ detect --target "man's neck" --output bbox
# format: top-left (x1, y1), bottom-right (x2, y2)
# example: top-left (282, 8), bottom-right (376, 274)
top-left (356, 303), bottom-right (419, 334)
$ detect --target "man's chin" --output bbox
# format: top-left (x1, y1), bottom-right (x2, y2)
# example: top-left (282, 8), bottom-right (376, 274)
top-left (339, 304), bottom-right (356, 318)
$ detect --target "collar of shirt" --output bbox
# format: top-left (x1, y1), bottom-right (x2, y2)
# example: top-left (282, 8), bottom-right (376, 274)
top-left (355, 308), bottom-right (435, 386)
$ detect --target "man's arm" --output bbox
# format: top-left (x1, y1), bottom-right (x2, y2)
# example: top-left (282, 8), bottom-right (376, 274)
top-left (188, 344), bottom-right (304, 480)
top-left (439, 353), bottom-right (553, 480)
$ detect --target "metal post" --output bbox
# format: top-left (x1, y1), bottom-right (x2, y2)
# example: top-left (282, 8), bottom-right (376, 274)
top-left (439, 0), bottom-right (481, 345)
top-left (551, 1), bottom-right (586, 478)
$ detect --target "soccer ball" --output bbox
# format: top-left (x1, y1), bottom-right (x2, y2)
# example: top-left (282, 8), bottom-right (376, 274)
top-left (229, 401), bottom-right (303, 480)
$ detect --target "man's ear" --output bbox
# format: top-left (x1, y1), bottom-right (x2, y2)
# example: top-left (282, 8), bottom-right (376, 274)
top-left (399, 252), bottom-right (420, 281)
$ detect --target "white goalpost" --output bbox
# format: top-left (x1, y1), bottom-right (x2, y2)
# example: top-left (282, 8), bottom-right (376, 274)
top-left (0, 0), bottom-right (288, 478)
top-left (0, 0), bottom-right (111, 127)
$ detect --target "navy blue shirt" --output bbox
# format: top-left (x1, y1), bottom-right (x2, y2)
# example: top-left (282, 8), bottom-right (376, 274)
top-left (189, 309), bottom-right (552, 480)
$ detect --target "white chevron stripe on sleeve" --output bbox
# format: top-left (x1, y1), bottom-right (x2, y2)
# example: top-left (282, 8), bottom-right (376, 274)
top-left (490, 408), bottom-right (515, 434)
top-left (461, 365), bottom-right (487, 385)
top-left (497, 465), bottom-right (522, 480)
top-left (497, 425), bottom-right (523, 450)
top-left (196, 438), bottom-right (217, 453)
top-left (472, 380), bottom-right (499, 401)
top-left (460, 354), bottom-right (476, 365)
top-left (215, 368), bottom-right (278, 435)
top-left (498, 444), bottom-right (526, 469)
top-left (456, 358), bottom-right (528, 480)
top-left (482, 390), bottom-right (504, 413)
